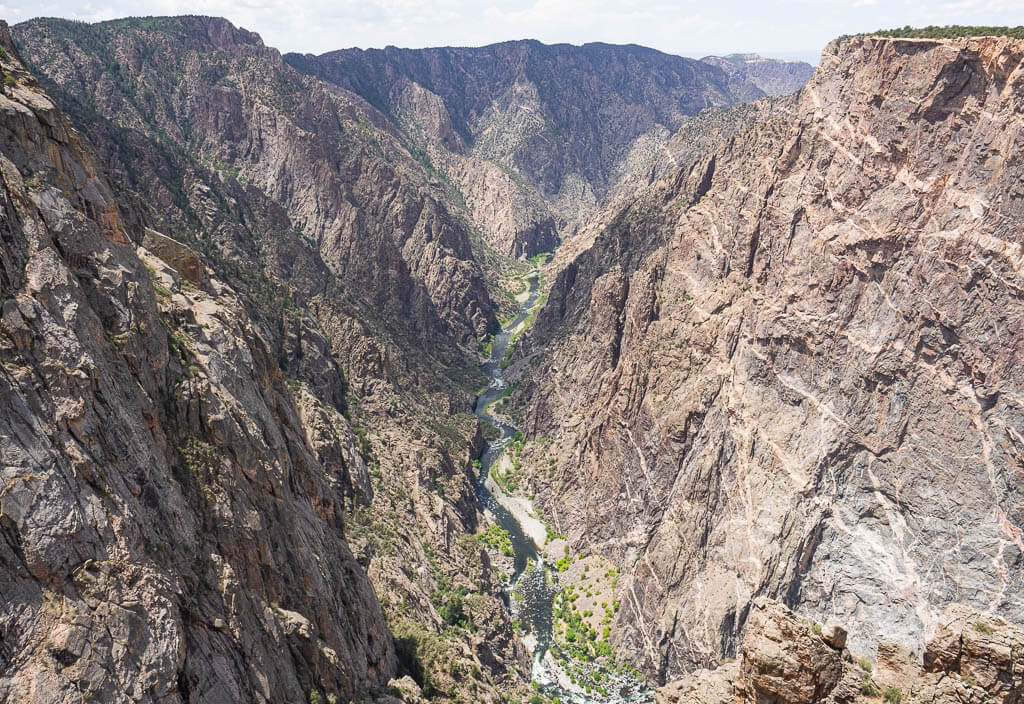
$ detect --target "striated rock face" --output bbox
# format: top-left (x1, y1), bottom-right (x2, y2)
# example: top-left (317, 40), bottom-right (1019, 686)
top-left (515, 34), bottom-right (1024, 682)
top-left (656, 599), bottom-right (1024, 704)
top-left (13, 16), bottom-right (533, 703)
top-left (287, 41), bottom-right (813, 255)
top-left (0, 26), bottom-right (394, 703)
top-left (15, 15), bottom-right (493, 349)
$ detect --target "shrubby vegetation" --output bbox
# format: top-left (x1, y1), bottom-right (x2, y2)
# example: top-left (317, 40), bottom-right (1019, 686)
top-left (491, 431), bottom-right (526, 492)
top-left (883, 685), bottom-right (904, 703)
top-left (528, 251), bottom-right (552, 267)
top-left (475, 523), bottom-right (515, 557)
top-left (849, 25), bottom-right (1024, 40)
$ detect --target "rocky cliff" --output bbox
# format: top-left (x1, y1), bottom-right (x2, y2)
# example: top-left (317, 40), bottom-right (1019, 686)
top-left (10, 17), bottom-right (532, 703)
top-left (287, 42), bottom-right (813, 256)
top-left (656, 598), bottom-right (1024, 703)
top-left (513, 34), bottom-right (1024, 683)
top-left (0, 25), bottom-right (394, 703)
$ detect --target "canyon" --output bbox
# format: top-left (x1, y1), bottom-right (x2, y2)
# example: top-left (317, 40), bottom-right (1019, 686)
top-left (1, 13), bottom-right (1021, 704)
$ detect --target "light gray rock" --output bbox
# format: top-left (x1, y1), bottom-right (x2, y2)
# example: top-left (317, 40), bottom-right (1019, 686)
top-left (517, 34), bottom-right (1024, 682)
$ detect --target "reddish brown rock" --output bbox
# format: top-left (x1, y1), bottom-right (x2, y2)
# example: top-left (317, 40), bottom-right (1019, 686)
top-left (737, 599), bottom-right (844, 704)
top-left (657, 600), bottom-right (1024, 704)
top-left (141, 228), bottom-right (202, 284)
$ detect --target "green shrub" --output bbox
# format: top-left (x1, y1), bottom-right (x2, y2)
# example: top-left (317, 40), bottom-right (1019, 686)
top-left (867, 25), bottom-right (1024, 39)
top-left (439, 593), bottom-right (467, 628)
top-left (860, 678), bottom-right (880, 697)
top-left (855, 655), bottom-right (874, 672)
top-left (975, 621), bottom-right (994, 634)
top-left (475, 524), bottom-right (514, 557)
top-left (883, 685), bottom-right (904, 703)
top-left (2, 74), bottom-right (15, 88)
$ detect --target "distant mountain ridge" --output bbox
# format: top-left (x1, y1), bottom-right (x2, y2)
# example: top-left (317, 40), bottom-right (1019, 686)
top-left (700, 51), bottom-right (817, 96)
top-left (286, 40), bottom-right (814, 255)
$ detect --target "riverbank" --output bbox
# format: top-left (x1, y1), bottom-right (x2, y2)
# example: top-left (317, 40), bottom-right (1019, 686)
top-left (484, 471), bottom-right (548, 549)
top-left (472, 268), bottom-right (652, 704)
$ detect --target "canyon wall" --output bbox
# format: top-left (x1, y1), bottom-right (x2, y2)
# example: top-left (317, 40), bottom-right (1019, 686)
top-left (515, 34), bottom-right (1024, 683)
top-left (0, 25), bottom-right (394, 702)
top-left (288, 42), bottom-right (812, 255)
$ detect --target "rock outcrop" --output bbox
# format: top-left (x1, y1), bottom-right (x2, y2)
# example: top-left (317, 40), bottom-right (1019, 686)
top-left (656, 599), bottom-right (1024, 704)
top-left (514, 33), bottom-right (1024, 682)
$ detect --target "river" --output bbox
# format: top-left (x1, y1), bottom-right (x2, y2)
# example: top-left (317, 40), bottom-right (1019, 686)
top-left (473, 270), bottom-right (653, 703)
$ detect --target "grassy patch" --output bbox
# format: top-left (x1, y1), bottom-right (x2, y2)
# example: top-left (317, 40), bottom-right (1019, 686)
top-left (860, 678), bottom-right (880, 698)
top-left (528, 251), bottom-right (553, 267)
top-left (883, 685), bottom-right (904, 703)
top-left (855, 655), bottom-right (873, 672)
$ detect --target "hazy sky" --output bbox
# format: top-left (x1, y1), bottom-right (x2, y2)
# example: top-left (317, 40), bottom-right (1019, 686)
top-left (10, 0), bottom-right (1024, 63)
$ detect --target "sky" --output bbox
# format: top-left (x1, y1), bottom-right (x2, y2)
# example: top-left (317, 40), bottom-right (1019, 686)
top-left (9, 0), bottom-right (1024, 63)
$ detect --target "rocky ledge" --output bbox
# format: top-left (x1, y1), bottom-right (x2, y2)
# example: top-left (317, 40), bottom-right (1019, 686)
top-left (656, 598), bottom-right (1024, 704)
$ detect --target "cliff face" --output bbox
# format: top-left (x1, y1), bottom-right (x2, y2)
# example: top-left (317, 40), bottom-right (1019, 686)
top-left (656, 598), bottom-right (1024, 704)
top-left (287, 42), bottom-right (813, 256)
top-left (515, 35), bottom-right (1024, 682)
top-left (11, 17), bottom-right (531, 703)
top-left (0, 26), bottom-right (394, 703)
top-left (15, 16), bottom-right (492, 351)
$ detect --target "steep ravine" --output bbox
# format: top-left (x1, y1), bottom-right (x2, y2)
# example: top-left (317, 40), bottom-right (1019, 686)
top-left (5, 17), bottom-right (526, 704)
top-left (8, 14), bottom-right (1024, 704)
top-left (474, 273), bottom-right (652, 703)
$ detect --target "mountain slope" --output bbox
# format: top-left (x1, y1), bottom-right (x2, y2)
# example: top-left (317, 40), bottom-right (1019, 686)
top-left (700, 53), bottom-right (816, 97)
top-left (286, 42), bottom-right (813, 256)
top-left (0, 23), bottom-right (394, 703)
top-left (511, 33), bottom-right (1024, 682)
top-left (15, 16), bottom-right (493, 350)
top-left (12, 16), bottom-right (532, 703)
